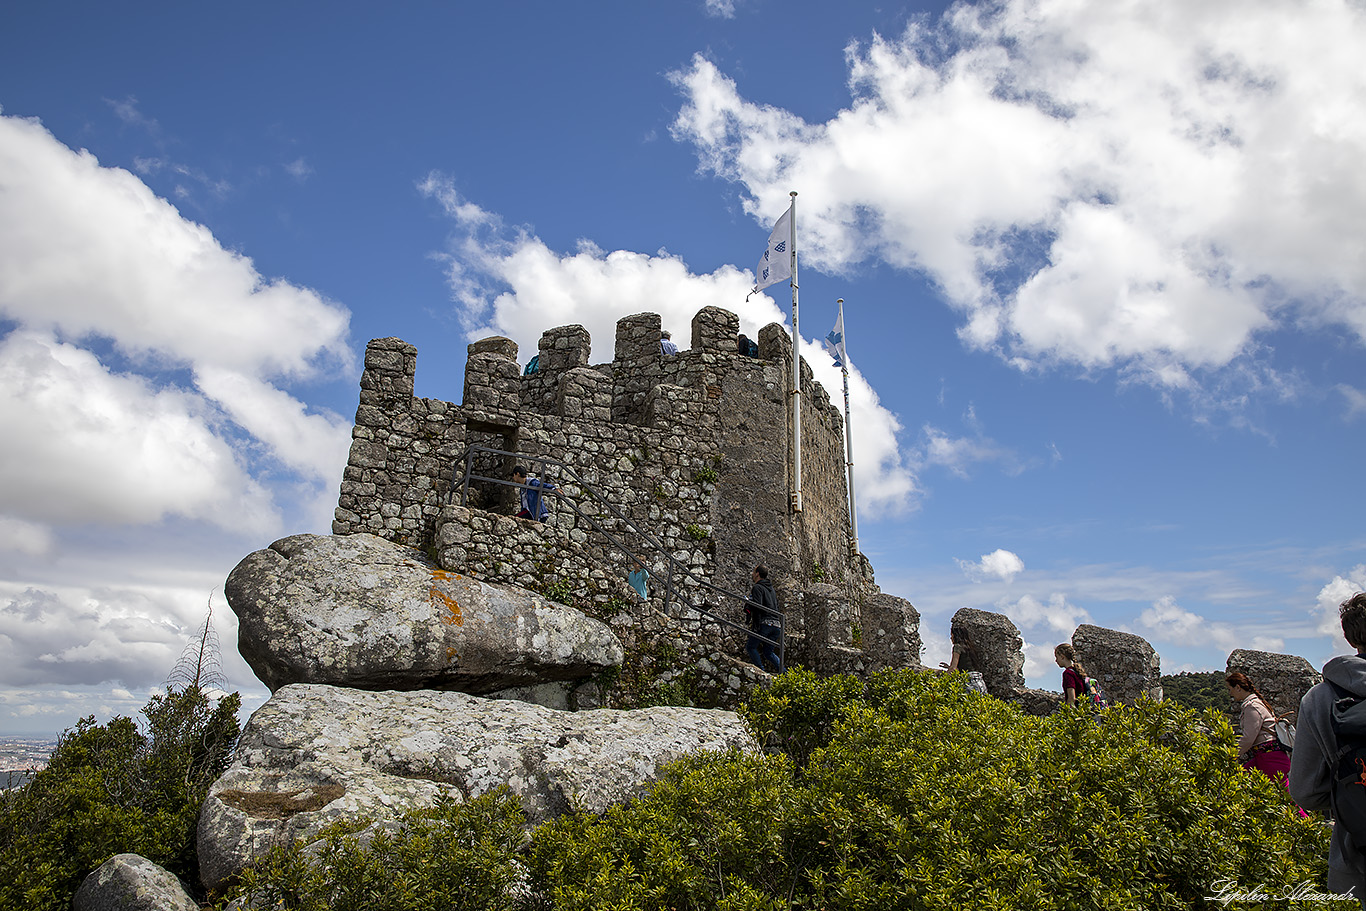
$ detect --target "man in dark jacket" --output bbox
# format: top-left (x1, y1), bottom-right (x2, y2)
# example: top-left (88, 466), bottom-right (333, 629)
top-left (1291, 591), bottom-right (1366, 902)
top-left (744, 565), bottom-right (784, 673)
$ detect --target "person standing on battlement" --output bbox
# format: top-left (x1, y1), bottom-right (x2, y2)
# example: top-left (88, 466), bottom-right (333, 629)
top-left (660, 330), bottom-right (678, 356)
top-left (744, 566), bottom-right (784, 674)
top-left (1291, 591), bottom-right (1366, 901)
top-left (512, 465), bottom-right (561, 523)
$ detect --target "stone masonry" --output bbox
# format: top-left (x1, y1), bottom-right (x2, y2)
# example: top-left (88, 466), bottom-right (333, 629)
top-left (1073, 624), bottom-right (1164, 705)
top-left (334, 307), bottom-right (921, 704)
top-left (1226, 649), bottom-right (1322, 721)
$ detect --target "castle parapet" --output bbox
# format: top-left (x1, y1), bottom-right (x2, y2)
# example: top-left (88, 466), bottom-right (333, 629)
top-left (463, 336), bottom-right (521, 412)
top-left (690, 305), bottom-right (740, 354)
top-left (612, 313), bottom-right (663, 424)
top-left (538, 324), bottom-right (591, 371)
top-left (952, 607), bottom-right (1026, 697)
top-left (360, 337), bottom-right (417, 406)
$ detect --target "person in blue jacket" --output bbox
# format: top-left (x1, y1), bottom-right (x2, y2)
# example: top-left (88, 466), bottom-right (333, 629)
top-left (512, 465), bottom-right (560, 522)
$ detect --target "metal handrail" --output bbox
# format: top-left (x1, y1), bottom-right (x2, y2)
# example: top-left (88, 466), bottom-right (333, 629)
top-left (448, 445), bottom-right (784, 661)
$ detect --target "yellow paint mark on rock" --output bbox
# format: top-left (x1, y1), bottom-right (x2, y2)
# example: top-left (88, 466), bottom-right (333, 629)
top-left (428, 569), bottom-right (463, 626)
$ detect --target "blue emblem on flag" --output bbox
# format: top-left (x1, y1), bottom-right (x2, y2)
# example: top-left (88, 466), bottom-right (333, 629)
top-left (824, 328), bottom-right (844, 367)
top-left (774, 241), bottom-right (786, 253)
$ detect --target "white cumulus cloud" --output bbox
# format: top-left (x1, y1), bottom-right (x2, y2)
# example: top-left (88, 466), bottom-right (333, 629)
top-left (1315, 566), bottom-right (1366, 643)
top-left (1138, 594), bottom-right (1282, 653)
top-left (959, 548), bottom-right (1026, 582)
top-left (669, 0), bottom-right (1366, 392)
top-left (998, 592), bottom-right (1089, 637)
top-left (0, 111), bottom-right (354, 536)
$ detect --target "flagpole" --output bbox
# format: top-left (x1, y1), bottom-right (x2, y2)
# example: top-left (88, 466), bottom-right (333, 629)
top-left (836, 298), bottom-right (859, 553)
top-left (789, 191), bottom-right (802, 514)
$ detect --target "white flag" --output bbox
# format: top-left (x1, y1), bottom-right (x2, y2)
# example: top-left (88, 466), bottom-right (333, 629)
top-left (749, 206), bottom-right (793, 297)
top-left (823, 303), bottom-right (847, 367)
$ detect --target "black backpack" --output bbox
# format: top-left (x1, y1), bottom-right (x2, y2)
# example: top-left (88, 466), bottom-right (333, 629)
top-left (1328, 681), bottom-right (1366, 837)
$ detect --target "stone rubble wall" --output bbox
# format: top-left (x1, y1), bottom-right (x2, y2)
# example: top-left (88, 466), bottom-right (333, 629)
top-left (950, 607), bottom-right (1026, 698)
top-left (1226, 649), bottom-right (1323, 720)
top-left (1073, 624), bottom-right (1164, 705)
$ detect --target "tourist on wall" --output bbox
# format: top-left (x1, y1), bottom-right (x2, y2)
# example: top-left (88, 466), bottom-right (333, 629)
top-left (660, 330), bottom-right (678, 356)
top-left (1055, 643), bottom-right (1087, 707)
top-left (1227, 671), bottom-right (1293, 789)
top-left (1291, 592), bottom-right (1366, 899)
top-left (744, 565), bottom-right (784, 673)
top-left (940, 627), bottom-right (988, 694)
top-left (737, 333), bottom-right (758, 357)
top-left (512, 465), bottom-right (560, 522)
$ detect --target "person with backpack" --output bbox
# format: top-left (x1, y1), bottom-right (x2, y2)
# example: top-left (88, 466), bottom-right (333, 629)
top-left (1054, 643), bottom-right (1099, 708)
top-left (941, 627), bottom-right (988, 694)
top-left (511, 465), bottom-right (561, 522)
top-left (743, 565), bottom-right (784, 674)
top-left (1291, 591), bottom-right (1366, 900)
top-left (1227, 671), bottom-right (1292, 785)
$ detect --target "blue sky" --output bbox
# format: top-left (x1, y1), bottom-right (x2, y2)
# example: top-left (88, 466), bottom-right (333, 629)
top-left (2, 0), bottom-right (1364, 736)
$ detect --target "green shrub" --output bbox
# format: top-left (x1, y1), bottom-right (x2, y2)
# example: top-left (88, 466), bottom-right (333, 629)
top-left (226, 789), bottom-right (533, 911)
top-left (1160, 671), bottom-right (1231, 714)
top-left (0, 686), bottom-right (241, 911)
top-left (531, 668), bottom-right (1327, 910)
top-left (684, 524), bottom-right (710, 541)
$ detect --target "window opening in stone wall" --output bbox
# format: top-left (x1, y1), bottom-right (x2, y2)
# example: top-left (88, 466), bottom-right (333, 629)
top-left (463, 423), bottom-right (517, 514)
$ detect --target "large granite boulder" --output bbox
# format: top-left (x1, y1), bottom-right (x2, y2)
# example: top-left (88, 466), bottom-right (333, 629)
top-left (197, 683), bottom-right (756, 891)
top-left (225, 533), bottom-right (623, 692)
top-left (74, 854), bottom-right (199, 911)
top-left (1227, 648), bottom-right (1322, 719)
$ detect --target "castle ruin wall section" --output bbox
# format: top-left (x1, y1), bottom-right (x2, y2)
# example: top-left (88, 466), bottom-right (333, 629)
top-left (1073, 624), bottom-right (1163, 705)
top-left (1226, 648), bottom-right (1322, 721)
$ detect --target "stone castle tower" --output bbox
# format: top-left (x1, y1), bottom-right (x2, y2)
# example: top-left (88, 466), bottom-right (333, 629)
top-left (332, 306), bottom-right (921, 704)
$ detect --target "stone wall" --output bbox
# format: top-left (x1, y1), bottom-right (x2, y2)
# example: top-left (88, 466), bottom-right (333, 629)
top-left (1073, 624), bottom-right (1163, 705)
top-left (1226, 649), bottom-right (1322, 720)
top-left (950, 608), bottom-right (1025, 698)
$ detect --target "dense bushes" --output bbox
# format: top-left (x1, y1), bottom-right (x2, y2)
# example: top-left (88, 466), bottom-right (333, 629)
top-left (0, 686), bottom-right (240, 911)
top-left (232, 790), bottom-right (537, 911)
top-left (532, 669), bottom-right (1323, 909)
top-left (220, 668), bottom-right (1325, 910)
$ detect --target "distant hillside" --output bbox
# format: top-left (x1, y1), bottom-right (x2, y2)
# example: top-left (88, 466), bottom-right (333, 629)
top-left (1160, 671), bottom-right (1228, 713)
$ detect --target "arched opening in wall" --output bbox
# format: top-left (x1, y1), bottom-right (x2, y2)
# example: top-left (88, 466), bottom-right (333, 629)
top-left (461, 420), bottom-right (518, 515)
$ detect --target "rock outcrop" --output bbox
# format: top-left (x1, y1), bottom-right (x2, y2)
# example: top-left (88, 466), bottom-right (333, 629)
top-left (74, 854), bottom-right (199, 911)
top-left (197, 683), bottom-right (756, 891)
top-left (225, 533), bottom-right (623, 693)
